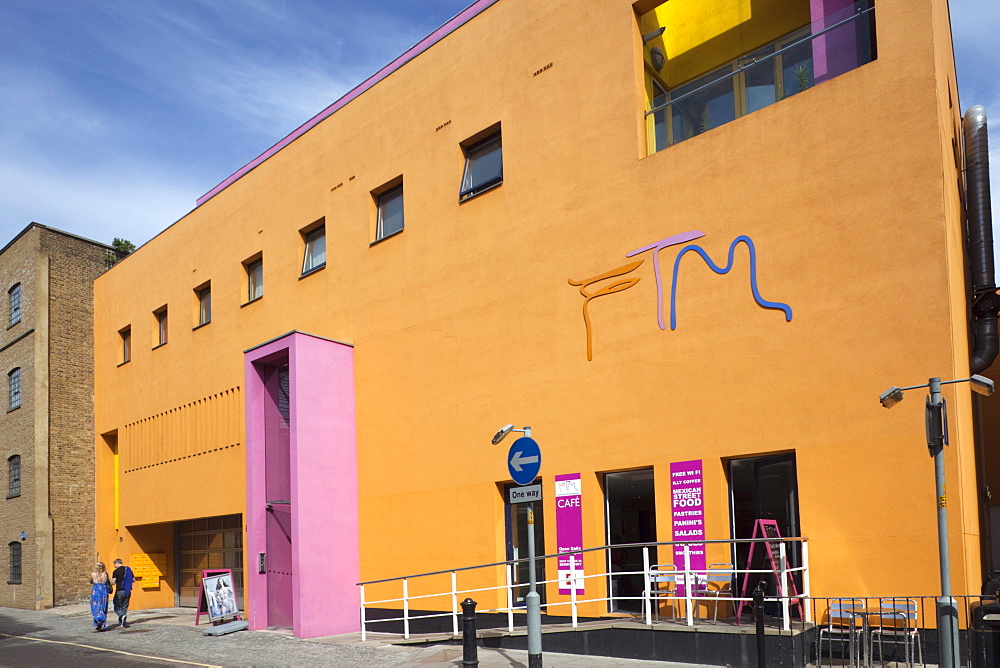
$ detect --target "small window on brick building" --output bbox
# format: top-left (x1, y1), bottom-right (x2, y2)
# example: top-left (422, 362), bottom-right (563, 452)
top-left (154, 306), bottom-right (168, 347)
top-left (8, 284), bottom-right (21, 327)
top-left (196, 283), bottom-right (212, 326)
top-left (8, 368), bottom-right (20, 411)
top-left (120, 327), bottom-right (131, 364)
top-left (244, 254), bottom-right (263, 303)
top-left (7, 455), bottom-right (19, 498)
top-left (8, 541), bottom-right (21, 584)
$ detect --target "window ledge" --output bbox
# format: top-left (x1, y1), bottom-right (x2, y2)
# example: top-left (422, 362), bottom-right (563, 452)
top-left (7, 580), bottom-right (21, 585)
top-left (6, 493), bottom-right (20, 500)
top-left (117, 360), bottom-right (130, 367)
top-left (192, 321), bottom-right (211, 332)
top-left (7, 320), bottom-right (19, 331)
top-left (370, 228), bottom-right (404, 247)
top-left (241, 296), bottom-right (263, 308)
top-left (300, 263), bottom-right (326, 279)
top-left (7, 405), bottom-right (20, 414)
top-left (459, 179), bottom-right (503, 203)
top-left (152, 343), bottom-right (167, 351)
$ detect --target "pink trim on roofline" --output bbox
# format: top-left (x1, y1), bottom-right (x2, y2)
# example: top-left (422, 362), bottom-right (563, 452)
top-left (195, 0), bottom-right (500, 208)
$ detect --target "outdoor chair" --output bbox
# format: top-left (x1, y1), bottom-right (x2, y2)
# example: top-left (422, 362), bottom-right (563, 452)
top-left (870, 598), bottom-right (922, 668)
top-left (642, 563), bottom-right (679, 622)
top-left (818, 598), bottom-right (865, 667)
top-left (701, 563), bottom-right (735, 623)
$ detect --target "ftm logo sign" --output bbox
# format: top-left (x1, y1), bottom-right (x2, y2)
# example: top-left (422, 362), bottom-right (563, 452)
top-left (568, 230), bottom-right (793, 360)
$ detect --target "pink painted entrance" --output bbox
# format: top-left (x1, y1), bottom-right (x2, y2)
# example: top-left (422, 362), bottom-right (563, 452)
top-left (245, 332), bottom-right (359, 638)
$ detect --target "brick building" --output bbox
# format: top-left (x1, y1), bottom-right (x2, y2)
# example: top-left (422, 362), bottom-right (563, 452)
top-left (1, 223), bottom-right (114, 609)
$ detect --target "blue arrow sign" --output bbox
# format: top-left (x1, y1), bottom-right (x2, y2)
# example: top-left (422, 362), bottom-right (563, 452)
top-left (508, 436), bottom-right (541, 486)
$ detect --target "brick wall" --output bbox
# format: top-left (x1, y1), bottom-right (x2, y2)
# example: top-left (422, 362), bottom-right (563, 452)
top-left (0, 224), bottom-right (112, 609)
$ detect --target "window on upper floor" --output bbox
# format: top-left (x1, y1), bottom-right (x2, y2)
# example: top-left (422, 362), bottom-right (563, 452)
top-left (301, 222), bottom-right (326, 276)
top-left (7, 455), bottom-right (19, 498)
top-left (8, 368), bottom-right (20, 411)
top-left (641, 0), bottom-right (876, 152)
top-left (8, 284), bottom-right (21, 327)
top-left (244, 255), bottom-right (264, 303)
top-left (120, 326), bottom-right (131, 365)
top-left (196, 282), bottom-right (212, 327)
top-left (154, 306), bottom-right (168, 347)
top-left (8, 541), bottom-right (21, 584)
top-left (374, 181), bottom-right (404, 242)
top-left (460, 129), bottom-right (502, 201)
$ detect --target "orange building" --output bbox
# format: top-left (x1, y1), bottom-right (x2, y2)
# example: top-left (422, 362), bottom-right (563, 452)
top-left (93, 0), bottom-right (998, 656)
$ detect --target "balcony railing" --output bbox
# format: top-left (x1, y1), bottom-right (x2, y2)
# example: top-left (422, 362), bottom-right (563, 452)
top-left (647, 0), bottom-right (876, 151)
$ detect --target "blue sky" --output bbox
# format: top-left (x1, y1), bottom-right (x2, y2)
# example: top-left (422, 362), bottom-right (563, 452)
top-left (0, 1), bottom-right (998, 250)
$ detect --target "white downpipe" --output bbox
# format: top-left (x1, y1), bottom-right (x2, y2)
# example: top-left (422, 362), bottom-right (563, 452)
top-left (570, 554), bottom-right (579, 628)
top-left (779, 543), bottom-right (790, 632)
top-left (506, 564), bottom-right (514, 632)
top-left (643, 546), bottom-right (652, 626)
top-left (451, 571), bottom-right (458, 637)
top-left (360, 584), bottom-right (367, 642)
top-left (802, 541), bottom-right (812, 623)
top-left (403, 578), bottom-right (410, 639)
top-left (683, 545), bottom-right (694, 627)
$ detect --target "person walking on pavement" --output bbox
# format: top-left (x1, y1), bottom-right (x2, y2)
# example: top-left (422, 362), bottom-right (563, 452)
top-left (111, 558), bottom-right (135, 628)
top-left (88, 562), bottom-right (111, 631)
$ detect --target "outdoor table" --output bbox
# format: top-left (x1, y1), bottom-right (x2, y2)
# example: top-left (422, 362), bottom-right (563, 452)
top-left (847, 609), bottom-right (881, 668)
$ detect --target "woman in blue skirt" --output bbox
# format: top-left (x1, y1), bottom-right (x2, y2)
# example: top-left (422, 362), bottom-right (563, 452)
top-left (89, 562), bottom-right (111, 631)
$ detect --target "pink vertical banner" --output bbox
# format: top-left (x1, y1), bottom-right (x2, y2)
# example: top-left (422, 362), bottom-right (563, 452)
top-left (555, 473), bottom-right (584, 595)
top-left (671, 460), bottom-right (706, 595)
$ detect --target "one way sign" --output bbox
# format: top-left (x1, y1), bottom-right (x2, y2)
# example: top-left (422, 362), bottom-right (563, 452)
top-left (507, 437), bottom-right (541, 485)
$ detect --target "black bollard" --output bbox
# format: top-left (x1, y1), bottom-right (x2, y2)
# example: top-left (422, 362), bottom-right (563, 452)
top-left (461, 597), bottom-right (479, 667)
top-left (754, 582), bottom-right (766, 668)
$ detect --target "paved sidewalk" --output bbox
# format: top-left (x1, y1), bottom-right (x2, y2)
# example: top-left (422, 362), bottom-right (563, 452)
top-left (0, 604), bottom-right (724, 667)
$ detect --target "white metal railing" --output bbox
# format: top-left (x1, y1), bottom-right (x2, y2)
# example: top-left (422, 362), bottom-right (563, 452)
top-left (357, 537), bottom-right (811, 640)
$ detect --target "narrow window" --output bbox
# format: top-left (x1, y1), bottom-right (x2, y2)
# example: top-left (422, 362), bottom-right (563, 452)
top-left (154, 307), bottom-right (168, 347)
top-left (120, 327), bottom-right (131, 364)
top-left (8, 368), bottom-right (20, 410)
top-left (301, 224), bottom-right (326, 275)
top-left (196, 283), bottom-right (212, 326)
top-left (8, 284), bottom-right (21, 327)
top-left (7, 455), bottom-right (20, 498)
top-left (460, 132), bottom-right (503, 201)
top-left (8, 542), bottom-right (21, 584)
top-left (245, 257), bottom-right (264, 302)
top-left (375, 183), bottom-right (404, 241)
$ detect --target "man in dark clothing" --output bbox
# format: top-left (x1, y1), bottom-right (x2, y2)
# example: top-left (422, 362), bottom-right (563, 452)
top-left (111, 559), bottom-right (134, 628)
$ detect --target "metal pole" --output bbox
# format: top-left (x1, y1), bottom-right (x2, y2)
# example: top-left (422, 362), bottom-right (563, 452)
top-left (461, 597), bottom-right (479, 667)
top-left (526, 504), bottom-right (542, 668)
top-left (929, 377), bottom-right (960, 668)
top-left (754, 581), bottom-right (766, 668)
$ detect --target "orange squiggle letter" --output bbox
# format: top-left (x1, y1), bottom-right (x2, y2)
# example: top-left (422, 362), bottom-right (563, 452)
top-left (568, 260), bottom-right (644, 360)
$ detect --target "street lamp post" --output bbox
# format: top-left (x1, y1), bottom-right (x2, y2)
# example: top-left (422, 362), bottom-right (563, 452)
top-left (879, 374), bottom-right (994, 668)
top-left (492, 424), bottom-right (542, 668)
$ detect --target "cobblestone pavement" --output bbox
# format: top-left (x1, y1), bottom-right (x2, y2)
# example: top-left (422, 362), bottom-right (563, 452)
top-left (0, 604), bottom-right (720, 667)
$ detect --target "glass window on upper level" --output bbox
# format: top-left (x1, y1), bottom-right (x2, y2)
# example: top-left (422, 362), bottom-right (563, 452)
top-left (640, 0), bottom-right (876, 153)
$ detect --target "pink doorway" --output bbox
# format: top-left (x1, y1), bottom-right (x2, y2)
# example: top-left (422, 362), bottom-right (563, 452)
top-left (245, 332), bottom-right (359, 638)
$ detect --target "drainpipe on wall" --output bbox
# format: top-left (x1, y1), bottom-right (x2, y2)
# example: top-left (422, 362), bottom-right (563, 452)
top-left (965, 105), bottom-right (999, 373)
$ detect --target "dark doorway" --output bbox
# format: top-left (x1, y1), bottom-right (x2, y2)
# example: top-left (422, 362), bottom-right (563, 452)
top-left (262, 361), bottom-right (293, 629)
top-left (604, 468), bottom-right (656, 613)
top-left (729, 453), bottom-right (801, 604)
top-left (504, 482), bottom-right (546, 607)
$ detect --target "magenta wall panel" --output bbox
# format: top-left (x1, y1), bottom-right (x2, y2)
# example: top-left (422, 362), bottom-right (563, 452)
top-left (245, 332), bottom-right (358, 638)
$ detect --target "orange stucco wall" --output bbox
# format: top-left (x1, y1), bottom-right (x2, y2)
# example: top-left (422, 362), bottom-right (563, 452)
top-left (94, 0), bottom-right (983, 615)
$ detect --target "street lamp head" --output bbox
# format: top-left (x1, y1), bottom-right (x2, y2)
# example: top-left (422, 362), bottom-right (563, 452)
top-left (492, 424), bottom-right (515, 445)
top-left (879, 386), bottom-right (904, 409)
top-left (971, 374), bottom-right (995, 397)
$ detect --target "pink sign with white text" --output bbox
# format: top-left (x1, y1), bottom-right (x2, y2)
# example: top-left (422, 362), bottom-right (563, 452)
top-left (555, 473), bottom-right (584, 595)
top-left (671, 460), bottom-right (706, 595)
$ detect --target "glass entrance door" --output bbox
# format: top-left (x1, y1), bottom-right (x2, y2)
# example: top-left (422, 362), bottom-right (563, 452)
top-left (604, 468), bottom-right (656, 613)
top-left (505, 483), bottom-right (546, 607)
top-left (729, 453), bottom-right (801, 602)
